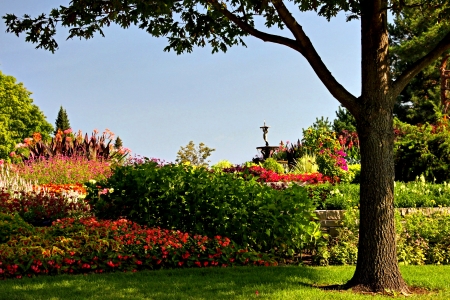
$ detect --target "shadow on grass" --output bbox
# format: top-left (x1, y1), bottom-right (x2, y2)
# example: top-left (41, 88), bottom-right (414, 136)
top-left (0, 266), bottom-right (357, 300)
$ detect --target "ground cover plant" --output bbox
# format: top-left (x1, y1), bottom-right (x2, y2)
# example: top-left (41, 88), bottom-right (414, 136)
top-left (0, 216), bottom-right (277, 280)
top-left (85, 159), bottom-right (324, 257)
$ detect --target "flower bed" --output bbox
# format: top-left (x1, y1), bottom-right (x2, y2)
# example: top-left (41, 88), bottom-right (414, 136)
top-left (222, 165), bottom-right (334, 184)
top-left (0, 217), bottom-right (277, 279)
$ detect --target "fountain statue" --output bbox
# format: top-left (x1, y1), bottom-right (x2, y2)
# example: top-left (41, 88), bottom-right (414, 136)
top-left (256, 121), bottom-right (279, 160)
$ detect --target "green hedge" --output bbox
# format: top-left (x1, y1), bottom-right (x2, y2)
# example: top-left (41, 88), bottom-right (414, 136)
top-left (85, 160), bottom-right (322, 256)
top-left (309, 180), bottom-right (450, 209)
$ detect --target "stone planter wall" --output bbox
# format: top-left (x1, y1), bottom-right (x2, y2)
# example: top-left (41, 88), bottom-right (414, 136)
top-left (314, 207), bottom-right (450, 237)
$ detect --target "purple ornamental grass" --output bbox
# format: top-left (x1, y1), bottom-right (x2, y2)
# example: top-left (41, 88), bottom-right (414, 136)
top-left (13, 154), bottom-right (113, 184)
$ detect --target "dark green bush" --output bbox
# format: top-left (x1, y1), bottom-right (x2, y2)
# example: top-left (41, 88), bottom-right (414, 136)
top-left (85, 160), bottom-right (321, 256)
top-left (394, 118), bottom-right (450, 183)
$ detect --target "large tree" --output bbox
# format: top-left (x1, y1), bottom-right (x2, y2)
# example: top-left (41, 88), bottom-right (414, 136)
top-left (4, 0), bottom-right (450, 293)
top-left (0, 70), bottom-right (53, 159)
top-left (389, 3), bottom-right (450, 125)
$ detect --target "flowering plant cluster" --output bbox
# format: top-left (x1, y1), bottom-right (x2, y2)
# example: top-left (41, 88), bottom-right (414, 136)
top-left (12, 129), bottom-right (131, 165)
top-left (302, 123), bottom-right (349, 181)
top-left (337, 130), bottom-right (360, 164)
top-left (0, 217), bottom-right (277, 279)
top-left (0, 188), bottom-right (90, 226)
top-left (33, 183), bottom-right (86, 196)
top-left (12, 154), bottom-right (112, 184)
top-left (221, 165), bottom-right (333, 185)
top-left (248, 166), bottom-right (333, 184)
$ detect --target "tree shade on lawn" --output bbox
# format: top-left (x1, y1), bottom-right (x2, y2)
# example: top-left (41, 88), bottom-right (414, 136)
top-left (4, 0), bottom-right (450, 294)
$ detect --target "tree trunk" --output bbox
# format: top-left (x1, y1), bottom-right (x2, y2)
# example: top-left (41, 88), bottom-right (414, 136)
top-left (345, 0), bottom-right (409, 293)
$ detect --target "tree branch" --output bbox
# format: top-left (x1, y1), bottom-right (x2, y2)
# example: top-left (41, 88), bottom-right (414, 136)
top-left (207, 0), bottom-right (303, 53)
top-left (270, 0), bottom-right (359, 114)
top-left (391, 31), bottom-right (450, 98)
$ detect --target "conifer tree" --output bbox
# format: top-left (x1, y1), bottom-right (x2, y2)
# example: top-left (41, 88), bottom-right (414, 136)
top-left (54, 106), bottom-right (71, 134)
top-left (114, 136), bottom-right (123, 149)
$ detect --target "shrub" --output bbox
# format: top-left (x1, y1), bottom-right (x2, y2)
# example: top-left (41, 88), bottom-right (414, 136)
top-left (302, 118), bottom-right (348, 181)
top-left (211, 160), bottom-right (233, 171)
top-left (12, 154), bottom-right (112, 184)
top-left (261, 158), bottom-right (285, 174)
top-left (85, 160), bottom-right (322, 257)
top-left (394, 117), bottom-right (450, 183)
top-left (0, 217), bottom-right (277, 279)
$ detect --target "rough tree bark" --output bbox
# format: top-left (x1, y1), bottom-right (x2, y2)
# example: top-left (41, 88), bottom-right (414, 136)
top-left (345, 0), bottom-right (409, 292)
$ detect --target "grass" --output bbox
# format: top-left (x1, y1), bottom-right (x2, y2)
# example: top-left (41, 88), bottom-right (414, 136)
top-left (1, 265), bottom-right (449, 299)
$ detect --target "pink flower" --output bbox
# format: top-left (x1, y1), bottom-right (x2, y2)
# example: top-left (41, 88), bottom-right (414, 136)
top-left (9, 152), bottom-right (16, 157)
top-left (63, 128), bottom-right (73, 134)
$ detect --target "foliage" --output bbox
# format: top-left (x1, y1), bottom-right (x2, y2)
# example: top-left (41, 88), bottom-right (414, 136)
top-left (176, 141), bottom-right (215, 167)
top-left (261, 158), bottom-right (285, 174)
top-left (314, 208), bottom-right (359, 266)
top-left (0, 187), bottom-right (90, 226)
top-left (347, 164), bottom-right (361, 184)
top-left (211, 159), bottom-right (233, 171)
top-left (302, 117), bottom-right (348, 180)
top-left (14, 128), bottom-right (130, 165)
top-left (315, 209), bottom-right (450, 266)
top-left (394, 117), bottom-right (450, 183)
top-left (389, 4), bottom-right (450, 125)
top-left (0, 70), bottom-right (53, 160)
top-left (0, 217), bottom-right (277, 280)
top-left (85, 160), bottom-right (322, 257)
top-left (54, 106), bottom-right (71, 135)
top-left (12, 154), bottom-right (112, 184)
top-left (0, 213), bottom-right (34, 244)
top-left (114, 136), bottom-right (123, 149)
top-left (309, 179), bottom-right (450, 210)
top-left (290, 154), bottom-right (318, 174)
top-left (333, 106), bottom-right (357, 133)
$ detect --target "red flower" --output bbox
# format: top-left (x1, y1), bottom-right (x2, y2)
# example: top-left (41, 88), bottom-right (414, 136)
top-left (194, 261), bottom-right (202, 267)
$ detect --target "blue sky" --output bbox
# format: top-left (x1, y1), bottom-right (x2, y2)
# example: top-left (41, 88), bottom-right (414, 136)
top-left (1, 1), bottom-right (361, 164)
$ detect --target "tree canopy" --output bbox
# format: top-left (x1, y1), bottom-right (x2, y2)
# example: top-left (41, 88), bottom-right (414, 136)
top-left (0, 70), bottom-right (53, 160)
top-left (4, 0), bottom-right (450, 294)
top-left (389, 2), bottom-right (450, 125)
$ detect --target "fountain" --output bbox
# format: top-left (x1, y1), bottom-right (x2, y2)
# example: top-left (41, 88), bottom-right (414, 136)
top-left (256, 121), bottom-right (279, 160)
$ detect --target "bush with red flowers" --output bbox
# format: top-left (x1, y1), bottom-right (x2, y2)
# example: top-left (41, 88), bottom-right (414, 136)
top-left (0, 216), bottom-right (277, 279)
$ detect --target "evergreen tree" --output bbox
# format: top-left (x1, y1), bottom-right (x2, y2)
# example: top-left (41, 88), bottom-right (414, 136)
top-left (114, 136), bottom-right (123, 149)
top-left (333, 106), bottom-right (357, 133)
top-left (389, 5), bottom-right (450, 125)
top-left (54, 106), bottom-right (71, 134)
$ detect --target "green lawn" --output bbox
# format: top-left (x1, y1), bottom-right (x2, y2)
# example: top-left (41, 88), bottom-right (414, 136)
top-left (1, 265), bottom-right (449, 299)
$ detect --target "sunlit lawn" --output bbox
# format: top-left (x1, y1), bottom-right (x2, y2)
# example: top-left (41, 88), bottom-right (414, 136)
top-left (1, 265), bottom-right (449, 299)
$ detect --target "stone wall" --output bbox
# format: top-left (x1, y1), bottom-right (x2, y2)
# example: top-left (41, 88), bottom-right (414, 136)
top-left (314, 207), bottom-right (450, 237)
